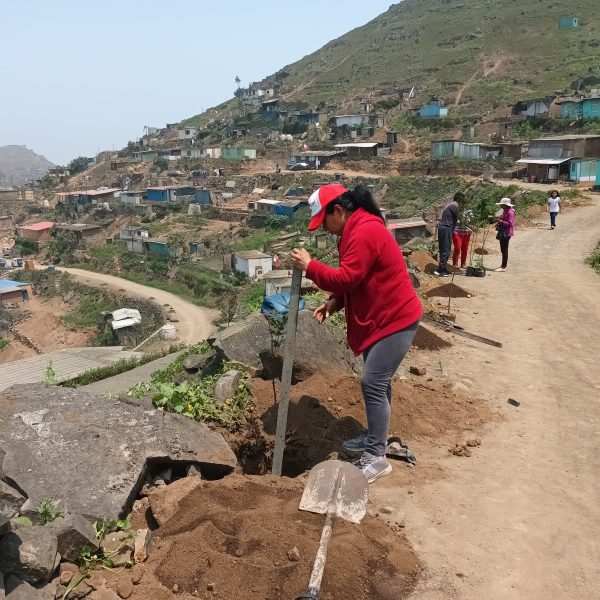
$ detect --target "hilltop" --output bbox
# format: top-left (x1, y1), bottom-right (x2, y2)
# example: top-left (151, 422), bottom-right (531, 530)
top-left (185, 0), bottom-right (600, 125)
top-left (0, 145), bottom-right (55, 187)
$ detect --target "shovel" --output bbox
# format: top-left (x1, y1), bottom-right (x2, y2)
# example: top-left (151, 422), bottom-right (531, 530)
top-left (295, 460), bottom-right (369, 600)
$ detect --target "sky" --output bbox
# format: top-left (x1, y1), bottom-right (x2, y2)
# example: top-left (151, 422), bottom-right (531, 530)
top-left (1, 0), bottom-right (395, 165)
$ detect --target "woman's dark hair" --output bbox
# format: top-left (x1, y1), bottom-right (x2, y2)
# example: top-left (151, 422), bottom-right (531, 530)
top-left (550, 189), bottom-right (559, 196)
top-left (324, 185), bottom-right (384, 221)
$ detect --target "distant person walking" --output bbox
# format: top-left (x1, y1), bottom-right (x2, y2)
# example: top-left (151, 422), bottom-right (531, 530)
top-left (435, 192), bottom-right (465, 277)
top-left (495, 197), bottom-right (515, 272)
top-left (547, 190), bottom-right (561, 230)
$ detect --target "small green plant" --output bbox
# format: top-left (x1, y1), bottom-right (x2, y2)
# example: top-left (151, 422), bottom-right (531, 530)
top-left (0, 337), bottom-right (8, 351)
top-left (586, 241), bottom-right (600, 275)
top-left (93, 517), bottom-right (131, 542)
top-left (44, 361), bottom-right (59, 385)
top-left (473, 254), bottom-right (485, 269)
top-left (37, 499), bottom-right (63, 524)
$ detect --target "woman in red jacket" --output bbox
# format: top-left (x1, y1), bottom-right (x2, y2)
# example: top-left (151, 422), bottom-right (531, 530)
top-left (291, 184), bottom-right (422, 483)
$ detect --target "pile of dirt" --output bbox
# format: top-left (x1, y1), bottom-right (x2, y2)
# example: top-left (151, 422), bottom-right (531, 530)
top-left (412, 324), bottom-right (452, 350)
top-left (102, 475), bottom-right (421, 600)
top-left (249, 367), bottom-right (491, 476)
top-left (409, 250), bottom-right (437, 273)
top-left (425, 282), bottom-right (473, 298)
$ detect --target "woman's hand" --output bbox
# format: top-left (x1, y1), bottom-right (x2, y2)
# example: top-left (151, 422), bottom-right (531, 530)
top-left (314, 297), bottom-right (340, 324)
top-left (290, 248), bottom-right (312, 271)
top-left (313, 298), bottom-right (338, 324)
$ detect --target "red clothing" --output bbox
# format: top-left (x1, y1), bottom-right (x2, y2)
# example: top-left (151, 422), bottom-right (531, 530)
top-left (305, 208), bottom-right (422, 355)
top-left (452, 230), bottom-right (471, 267)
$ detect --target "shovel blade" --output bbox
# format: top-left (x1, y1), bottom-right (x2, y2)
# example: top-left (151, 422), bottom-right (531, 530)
top-left (299, 460), bottom-right (368, 524)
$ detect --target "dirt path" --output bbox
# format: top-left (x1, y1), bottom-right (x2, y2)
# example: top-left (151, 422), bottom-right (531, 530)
top-left (372, 198), bottom-right (600, 599)
top-left (58, 268), bottom-right (218, 345)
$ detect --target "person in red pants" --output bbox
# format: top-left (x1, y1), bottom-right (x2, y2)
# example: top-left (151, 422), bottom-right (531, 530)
top-left (452, 225), bottom-right (472, 269)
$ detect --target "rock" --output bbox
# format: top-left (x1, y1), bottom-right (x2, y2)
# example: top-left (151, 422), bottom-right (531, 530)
top-left (186, 465), bottom-right (203, 479)
top-left (379, 506), bottom-right (393, 515)
top-left (58, 562), bottom-right (78, 585)
top-left (0, 526), bottom-right (60, 584)
top-left (100, 532), bottom-right (134, 568)
top-left (182, 349), bottom-right (222, 375)
top-left (0, 385), bottom-right (236, 521)
top-left (116, 578), bottom-right (133, 599)
top-left (287, 546), bottom-right (300, 562)
top-left (450, 444), bottom-right (471, 457)
top-left (453, 382), bottom-right (470, 395)
top-left (147, 477), bottom-right (202, 527)
top-left (54, 578), bottom-right (92, 600)
top-left (206, 583), bottom-right (215, 592)
top-left (213, 370), bottom-right (243, 405)
top-left (51, 514), bottom-right (99, 563)
top-left (214, 311), bottom-right (361, 378)
top-left (130, 564), bottom-right (144, 585)
top-left (41, 578), bottom-right (59, 600)
top-left (133, 528), bottom-right (152, 563)
top-left (466, 438), bottom-right (481, 447)
top-left (0, 571), bottom-right (4, 599)
top-left (409, 366), bottom-right (426, 376)
top-left (86, 574), bottom-right (107, 591)
top-left (172, 584), bottom-right (179, 593)
top-left (88, 587), bottom-right (119, 600)
top-left (407, 268), bottom-right (420, 289)
top-left (4, 574), bottom-right (45, 599)
top-left (0, 480), bottom-right (26, 528)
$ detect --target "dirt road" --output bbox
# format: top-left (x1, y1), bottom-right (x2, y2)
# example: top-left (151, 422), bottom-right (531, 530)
top-left (372, 198), bottom-right (600, 599)
top-left (59, 268), bottom-right (218, 345)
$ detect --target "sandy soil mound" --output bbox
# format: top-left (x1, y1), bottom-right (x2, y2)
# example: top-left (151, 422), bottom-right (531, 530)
top-left (412, 325), bottom-right (452, 350)
top-left (249, 369), bottom-right (491, 476)
top-left (425, 282), bottom-right (472, 298)
top-left (409, 250), bottom-right (437, 273)
top-left (121, 475), bottom-right (421, 600)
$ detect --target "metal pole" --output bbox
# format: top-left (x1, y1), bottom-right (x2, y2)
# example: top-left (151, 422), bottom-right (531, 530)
top-left (272, 267), bottom-right (303, 476)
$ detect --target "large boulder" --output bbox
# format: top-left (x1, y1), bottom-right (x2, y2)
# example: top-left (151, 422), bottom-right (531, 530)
top-left (50, 513), bottom-right (99, 563)
top-left (0, 384), bottom-right (237, 522)
top-left (213, 370), bottom-right (243, 405)
top-left (0, 526), bottom-right (60, 584)
top-left (0, 480), bottom-right (25, 528)
top-left (4, 575), bottom-right (45, 599)
top-left (214, 310), bottom-right (361, 379)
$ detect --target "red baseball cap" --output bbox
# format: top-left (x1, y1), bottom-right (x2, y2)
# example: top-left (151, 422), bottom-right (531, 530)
top-left (307, 184), bottom-right (348, 231)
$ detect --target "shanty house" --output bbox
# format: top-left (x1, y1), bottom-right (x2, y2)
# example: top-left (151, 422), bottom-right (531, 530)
top-left (289, 150), bottom-right (344, 169)
top-left (569, 159), bottom-right (598, 183)
top-left (54, 223), bottom-right (103, 247)
top-left (177, 127), bottom-right (198, 140)
top-left (262, 270), bottom-right (316, 296)
top-left (256, 199), bottom-right (282, 213)
top-left (0, 280), bottom-right (32, 305)
top-left (334, 143), bottom-right (379, 159)
top-left (558, 96), bottom-right (600, 120)
top-left (273, 200), bottom-right (309, 219)
top-left (16, 221), bottom-right (54, 243)
top-left (419, 100), bottom-right (448, 119)
top-left (511, 97), bottom-right (554, 120)
top-left (221, 148), bottom-right (257, 160)
top-left (559, 16), bottom-right (580, 28)
top-left (234, 251), bottom-right (273, 279)
top-left (430, 140), bottom-right (501, 160)
top-left (120, 227), bottom-right (149, 253)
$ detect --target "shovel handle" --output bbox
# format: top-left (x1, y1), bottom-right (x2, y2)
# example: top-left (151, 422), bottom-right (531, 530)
top-left (307, 510), bottom-right (334, 592)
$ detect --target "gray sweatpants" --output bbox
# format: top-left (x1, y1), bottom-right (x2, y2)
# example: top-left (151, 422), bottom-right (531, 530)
top-left (361, 321), bottom-right (419, 456)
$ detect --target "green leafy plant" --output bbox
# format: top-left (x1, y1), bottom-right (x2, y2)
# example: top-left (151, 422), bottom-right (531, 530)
top-left (93, 517), bottom-right (131, 542)
top-left (44, 361), bottom-right (59, 385)
top-left (586, 241), bottom-right (600, 275)
top-left (37, 499), bottom-right (63, 524)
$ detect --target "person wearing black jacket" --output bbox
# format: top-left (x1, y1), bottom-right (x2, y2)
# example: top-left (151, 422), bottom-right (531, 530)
top-left (435, 192), bottom-right (465, 277)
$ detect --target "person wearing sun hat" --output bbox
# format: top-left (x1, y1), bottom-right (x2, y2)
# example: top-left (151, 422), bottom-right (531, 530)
top-left (290, 184), bottom-right (422, 483)
top-left (495, 197), bottom-right (516, 272)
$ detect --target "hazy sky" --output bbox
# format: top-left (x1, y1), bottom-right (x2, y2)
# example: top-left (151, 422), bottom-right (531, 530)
top-left (1, 0), bottom-right (395, 165)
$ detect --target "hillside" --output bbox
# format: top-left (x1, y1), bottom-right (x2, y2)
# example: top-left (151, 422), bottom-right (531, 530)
top-left (186, 0), bottom-right (600, 124)
top-left (0, 145), bottom-right (55, 187)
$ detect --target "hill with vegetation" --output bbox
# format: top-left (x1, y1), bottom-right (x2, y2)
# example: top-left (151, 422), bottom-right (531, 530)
top-left (185, 0), bottom-right (600, 126)
top-left (0, 145), bottom-right (55, 187)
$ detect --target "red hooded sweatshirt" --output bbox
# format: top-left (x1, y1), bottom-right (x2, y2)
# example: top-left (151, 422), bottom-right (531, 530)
top-left (305, 208), bottom-right (422, 355)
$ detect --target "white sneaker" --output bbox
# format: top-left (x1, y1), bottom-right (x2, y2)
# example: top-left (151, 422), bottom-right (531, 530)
top-left (494, 267), bottom-right (506, 272)
top-left (357, 452), bottom-right (392, 483)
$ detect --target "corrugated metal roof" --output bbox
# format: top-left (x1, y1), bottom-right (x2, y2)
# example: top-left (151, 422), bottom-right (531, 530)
top-left (516, 158), bottom-right (571, 165)
top-left (530, 135), bottom-right (600, 141)
top-left (0, 286), bottom-right (27, 294)
top-left (335, 143), bottom-right (378, 148)
top-left (18, 221), bottom-right (54, 231)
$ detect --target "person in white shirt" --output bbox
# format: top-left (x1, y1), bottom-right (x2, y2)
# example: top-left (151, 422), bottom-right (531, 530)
top-left (547, 190), bottom-right (561, 230)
